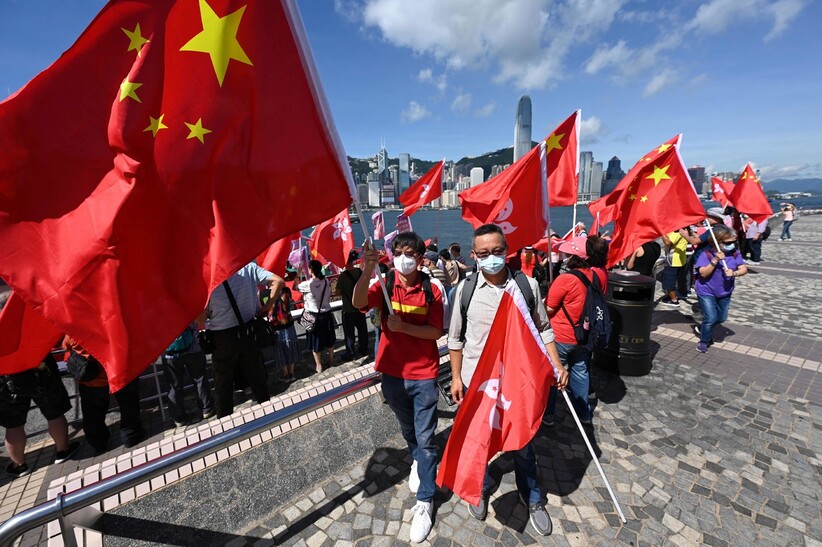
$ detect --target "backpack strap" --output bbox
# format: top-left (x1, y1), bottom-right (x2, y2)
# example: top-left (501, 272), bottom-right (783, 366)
top-left (511, 270), bottom-right (536, 316)
top-left (222, 281), bottom-right (245, 326)
top-left (558, 269), bottom-right (591, 327)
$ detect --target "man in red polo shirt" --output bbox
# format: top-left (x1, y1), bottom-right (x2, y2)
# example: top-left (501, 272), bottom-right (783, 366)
top-left (352, 231), bottom-right (445, 544)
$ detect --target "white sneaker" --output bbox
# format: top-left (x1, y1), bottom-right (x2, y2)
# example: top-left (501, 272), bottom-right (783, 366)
top-left (409, 500), bottom-right (433, 543)
top-left (408, 460), bottom-right (420, 494)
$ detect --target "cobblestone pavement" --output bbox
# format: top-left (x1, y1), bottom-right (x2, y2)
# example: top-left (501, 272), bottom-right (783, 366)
top-left (230, 217), bottom-right (822, 547)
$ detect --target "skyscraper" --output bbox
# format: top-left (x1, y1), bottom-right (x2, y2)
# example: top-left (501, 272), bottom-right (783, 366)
top-left (578, 151), bottom-right (593, 195)
top-left (470, 167), bottom-right (484, 188)
top-left (688, 165), bottom-right (706, 195)
top-left (513, 95), bottom-right (532, 162)
top-left (398, 153), bottom-right (411, 193)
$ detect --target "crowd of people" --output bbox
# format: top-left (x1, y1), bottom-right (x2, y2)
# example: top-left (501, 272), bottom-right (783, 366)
top-left (2, 204), bottom-right (793, 544)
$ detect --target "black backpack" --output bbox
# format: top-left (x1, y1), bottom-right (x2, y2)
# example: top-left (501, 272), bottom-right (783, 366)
top-left (382, 269), bottom-right (435, 318)
top-left (457, 268), bottom-right (536, 343)
top-left (559, 269), bottom-right (611, 352)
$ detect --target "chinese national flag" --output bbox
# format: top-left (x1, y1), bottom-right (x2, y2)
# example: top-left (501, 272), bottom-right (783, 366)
top-left (0, 1), bottom-right (354, 388)
top-left (589, 135), bottom-right (682, 225)
top-left (437, 285), bottom-right (557, 505)
top-left (0, 292), bottom-right (63, 375)
top-left (711, 177), bottom-right (735, 208)
top-left (546, 110), bottom-right (580, 207)
top-left (399, 161), bottom-right (444, 216)
top-left (730, 164), bottom-right (773, 223)
top-left (606, 144), bottom-right (706, 267)
top-left (257, 233), bottom-right (301, 276)
top-left (459, 142), bottom-right (548, 253)
top-left (310, 208), bottom-right (356, 268)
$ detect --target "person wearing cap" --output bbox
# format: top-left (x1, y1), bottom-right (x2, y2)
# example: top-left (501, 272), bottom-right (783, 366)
top-left (690, 208), bottom-right (730, 288)
top-left (334, 249), bottom-right (369, 361)
top-left (544, 235), bottom-right (609, 426)
top-left (422, 250), bottom-right (448, 287)
top-left (779, 203), bottom-right (796, 241)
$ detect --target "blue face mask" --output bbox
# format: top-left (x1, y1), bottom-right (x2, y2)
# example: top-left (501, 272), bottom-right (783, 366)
top-left (722, 243), bottom-right (736, 252)
top-left (477, 254), bottom-right (506, 275)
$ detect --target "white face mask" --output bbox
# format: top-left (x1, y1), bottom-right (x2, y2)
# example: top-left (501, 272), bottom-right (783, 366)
top-left (477, 254), bottom-right (506, 275)
top-left (393, 255), bottom-right (418, 276)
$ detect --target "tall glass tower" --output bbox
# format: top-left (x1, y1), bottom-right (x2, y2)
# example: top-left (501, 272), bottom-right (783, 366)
top-left (513, 95), bottom-right (532, 162)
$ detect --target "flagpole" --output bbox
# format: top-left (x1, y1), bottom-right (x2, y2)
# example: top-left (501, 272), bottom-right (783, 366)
top-left (541, 140), bottom-right (554, 285)
top-left (561, 389), bottom-right (627, 523)
top-left (704, 220), bottom-right (729, 270)
top-left (350, 198), bottom-right (396, 315)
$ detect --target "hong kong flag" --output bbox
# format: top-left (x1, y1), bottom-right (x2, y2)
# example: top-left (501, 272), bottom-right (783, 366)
top-left (711, 177), bottom-right (735, 208)
top-left (730, 164), bottom-right (773, 223)
top-left (460, 141), bottom-right (548, 253)
top-left (399, 160), bottom-right (444, 216)
top-left (257, 233), bottom-right (301, 276)
top-left (437, 284), bottom-right (559, 505)
top-left (0, 0), bottom-right (355, 387)
top-left (310, 208), bottom-right (356, 268)
top-left (589, 135), bottom-right (682, 225)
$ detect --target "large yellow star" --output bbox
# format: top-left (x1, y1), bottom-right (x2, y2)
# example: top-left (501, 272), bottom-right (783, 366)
top-left (185, 118), bottom-right (212, 143)
top-left (656, 143), bottom-right (672, 154)
top-left (122, 24), bottom-right (149, 56)
top-left (180, 0), bottom-right (252, 87)
top-left (545, 132), bottom-right (565, 153)
top-left (647, 164), bottom-right (672, 186)
top-left (640, 195), bottom-right (649, 203)
top-left (144, 114), bottom-right (168, 138)
top-left (629, 194), bottom-right (637, 201)
top-left (119, 78), bottom-right (142, 103)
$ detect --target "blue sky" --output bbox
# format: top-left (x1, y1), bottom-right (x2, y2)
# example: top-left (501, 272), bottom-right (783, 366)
top-left (1, 0), bottom-right (820, 181)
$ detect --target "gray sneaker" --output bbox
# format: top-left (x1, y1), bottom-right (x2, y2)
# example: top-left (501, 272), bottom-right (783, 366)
top-left (524, 499), bottom-right (553, 536)
top-left (467, 494), bottom-right (489, 520)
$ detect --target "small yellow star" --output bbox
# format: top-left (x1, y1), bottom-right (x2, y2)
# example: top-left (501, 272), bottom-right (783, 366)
top-left (119, 78), bottom-right (142, 103)
top-left (122, 24), bottom-right (149, 56)
top-left (545, 132), bottom-right (565, 152)
top-left (640, 195), bottom-right (649, 203)
top-left (180, 0), bottom-right (253, 87)
top-left (144, 114), bottom-right (168, 138)
top-left (741, 171), bottom-right (747, 179)
top-left (643, 156), bottom-right (651, 162)
top-left (185, 118), bottom-right (212, 143)
top-left (629, 194), bottom-right (637, 201)
top-left (647, 164), bottom-right (672, 186)
top-left (656, 143), bottom-right (672, 154)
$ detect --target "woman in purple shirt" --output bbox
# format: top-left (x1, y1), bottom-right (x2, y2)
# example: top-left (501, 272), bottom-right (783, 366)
top-left (694, 225), bottom-right (748, 353)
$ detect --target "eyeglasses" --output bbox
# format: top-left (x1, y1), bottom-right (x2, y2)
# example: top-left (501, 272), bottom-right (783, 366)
top-left (397, 250), bottom-right (419, 258)
top-left (473, 248), bottom-right (507, 259)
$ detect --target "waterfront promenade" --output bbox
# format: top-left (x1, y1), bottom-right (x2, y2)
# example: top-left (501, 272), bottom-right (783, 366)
top-left (1, 217), bottom-right (820, 545)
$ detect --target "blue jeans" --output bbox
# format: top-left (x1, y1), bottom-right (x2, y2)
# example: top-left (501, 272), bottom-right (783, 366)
top-left (697, 294), bottom-right (731, 344)
top-left (780, 220), bottom-right (793, 239)
top-left (381, 374), bottom-right (439, 502)
top-left (481, 443), bottom-right (541, 504)
top-left (546, 342), bottom-right (592, 421)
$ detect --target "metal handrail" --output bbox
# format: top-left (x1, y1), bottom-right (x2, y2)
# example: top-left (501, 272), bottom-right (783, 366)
top-left (0, 371), bottom-right (382, 547)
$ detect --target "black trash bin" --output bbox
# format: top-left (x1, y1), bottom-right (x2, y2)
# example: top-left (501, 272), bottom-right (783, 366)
top-left (593, 270), bottom-right (655, 376)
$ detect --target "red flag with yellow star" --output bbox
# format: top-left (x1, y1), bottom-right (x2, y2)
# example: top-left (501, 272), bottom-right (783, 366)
top-left (606, 143), bottom-right (706, 267)
top-left (546, 110), bottom-right (580, 207)
top-left (589, 135), bottom-right (682, 225)
top-left (0, 0), bottom-right (354, 388)
top-left (729, 164), bottom-right (773, 223)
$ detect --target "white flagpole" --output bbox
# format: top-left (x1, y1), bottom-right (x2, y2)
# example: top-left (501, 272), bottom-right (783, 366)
top-left (704, 220), bottom-right (728, 270)
top-left (540, 139), bottom-right (554, 285)
top-left (351, 200), bottom-right (395, 315)
top-left (562, 389), bottom-right (627, 523)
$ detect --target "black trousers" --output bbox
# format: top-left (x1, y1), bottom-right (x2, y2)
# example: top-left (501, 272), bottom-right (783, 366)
top-left (162, 351), bottom-right (215, 422)
top-left (342, 311), bottom-right (369, 357)
top-left (79, 378), bottom-right (144, 450)
top-left (211, 327), bottom-right (269, 418)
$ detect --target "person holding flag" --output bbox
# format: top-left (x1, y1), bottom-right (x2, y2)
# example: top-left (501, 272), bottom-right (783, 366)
top-left (446, 224), bottom-right (568, 536)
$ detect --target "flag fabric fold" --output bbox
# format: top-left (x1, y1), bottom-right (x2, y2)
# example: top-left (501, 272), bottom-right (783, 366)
top-left (459, 141), bottom-right (548, 253)
top-left (589, 135), bottom-right (682, 225)
top-left (0, 292), bottom-right (63, 375)
top-left (0, 0), bottom-right (354, 388)
top-left (399, 160), bottom-right (444, 216)
top-left (546, 110), bottom-right (580, 207)
top-left (310, 208), bottom-right (355, 268)
top-left (729, 164), bottom-right (773, 223)
top-left (606, 143), bottom-right (706, 267)
top-left (437, 284), bottom-right (556, 505)
top-left (256, 233), bottom-right (301, 276)
top-left (372, 211), bottom-right (385, 240)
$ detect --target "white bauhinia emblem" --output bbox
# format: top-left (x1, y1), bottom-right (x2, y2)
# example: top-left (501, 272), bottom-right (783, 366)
top-left (332, 217), bottom-right (352, 241)
top-left (494, 199), bottom-right (517, 234)
top-left (420, 184), bottom-right (430, 198)
top-left (714, 184), bottom-right (723, 194)
top-left (478, 371), bottom-right (512, 431)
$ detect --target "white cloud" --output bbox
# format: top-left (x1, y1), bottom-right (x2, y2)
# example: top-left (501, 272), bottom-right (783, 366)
top-left (451, 93), bottom-right (472, 112)
top-left (764, 0), bottom-right (804, 41)
top-left (401, 101), bottom-right (432, 123)
top-left (475, 102), bottom-right (497, 117)
top-left (579, 115), bottom-right (609, 144)
top-left (333, 0), bottom-right (361, 23)
top-left (358, 0), bottom-right (625, 89)
top-left (585, 40), bottom-right (632, 75)
top-left (756, 163), bottom-right (815, 179)
top-left (418, 68), bottom-right (447, 91)
top-left (688, 0), bottom-right (805, 40)
top-left (644, 69), bottom-right (677, 96)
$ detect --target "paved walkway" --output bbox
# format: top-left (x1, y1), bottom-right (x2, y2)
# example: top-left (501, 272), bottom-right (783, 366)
top-left (2, 216), bottom-right (821, 545)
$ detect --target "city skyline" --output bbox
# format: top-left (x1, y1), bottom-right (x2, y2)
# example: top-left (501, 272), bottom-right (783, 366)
top-left (1, 1), bottom-right (819, 182)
